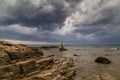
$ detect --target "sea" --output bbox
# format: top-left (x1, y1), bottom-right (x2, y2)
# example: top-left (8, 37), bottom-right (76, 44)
top-left (31, 44), bottom-right (120, 80)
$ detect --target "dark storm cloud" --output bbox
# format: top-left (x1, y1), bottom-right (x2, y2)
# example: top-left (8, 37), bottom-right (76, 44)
top-left (0, 0), bottom-right (81, 31)
top-left (0, 0), bottom-right (120, 44)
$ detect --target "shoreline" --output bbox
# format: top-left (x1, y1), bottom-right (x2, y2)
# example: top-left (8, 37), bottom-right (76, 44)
top-left (0, 41), bottom-right (120, 80)
top-left (42, 46), bottom-right (120, 80)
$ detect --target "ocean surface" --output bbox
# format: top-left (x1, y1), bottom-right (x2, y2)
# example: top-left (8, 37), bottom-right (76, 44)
top-left (41, 45), bottom-right (120, 80)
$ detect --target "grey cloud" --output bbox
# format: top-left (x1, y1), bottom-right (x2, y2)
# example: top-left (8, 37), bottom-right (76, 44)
top-left (0, 0), bottom-right (81, 30)
top-left (0, 0), bottom-right (120, 44)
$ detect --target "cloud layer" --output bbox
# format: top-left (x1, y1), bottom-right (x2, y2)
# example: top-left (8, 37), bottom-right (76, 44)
top-left (0, 0), bottom-right (120, 44)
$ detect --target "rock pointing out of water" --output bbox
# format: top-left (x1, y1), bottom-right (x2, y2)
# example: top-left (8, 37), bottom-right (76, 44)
top-left (95, 57), bottom-right (111, 64)
top-left (59, 43), bottom-right (67, 51)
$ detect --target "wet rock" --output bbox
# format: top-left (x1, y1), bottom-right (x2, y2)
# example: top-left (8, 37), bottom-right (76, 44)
top-left (95, 57), bottom-right (111, 64)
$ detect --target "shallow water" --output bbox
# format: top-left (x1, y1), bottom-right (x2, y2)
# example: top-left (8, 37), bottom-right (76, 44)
top-left (42, 46), bottom-right (120, 80)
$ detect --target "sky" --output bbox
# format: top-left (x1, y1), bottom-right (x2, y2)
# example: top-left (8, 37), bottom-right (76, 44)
top-left (0, 0), bottom-right (120, 45)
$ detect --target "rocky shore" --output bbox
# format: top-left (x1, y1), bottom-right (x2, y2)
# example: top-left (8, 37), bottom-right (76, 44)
top-left (0, 41), bottom-right (76, 80)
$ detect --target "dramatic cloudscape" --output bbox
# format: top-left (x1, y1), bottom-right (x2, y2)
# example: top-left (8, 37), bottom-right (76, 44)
top-left (0, 0), bottom-right (120, 44)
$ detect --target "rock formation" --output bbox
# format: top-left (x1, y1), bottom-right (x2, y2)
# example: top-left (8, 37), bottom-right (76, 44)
top-left (59, 43), bottom-right (67, 51)
top-left (29, 57), bottom-right (76, 80)
top-left (0, 41), bottom-right (76, 80)
top-left (95, 57), bottom-right (111, 64)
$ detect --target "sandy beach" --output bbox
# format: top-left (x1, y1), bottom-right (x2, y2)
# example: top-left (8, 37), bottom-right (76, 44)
top-left (43, 46), bottom-right (120, 80)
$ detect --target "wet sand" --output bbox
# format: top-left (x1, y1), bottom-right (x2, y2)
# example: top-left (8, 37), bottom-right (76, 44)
top-left (42, 46), bottom-right (120, 80)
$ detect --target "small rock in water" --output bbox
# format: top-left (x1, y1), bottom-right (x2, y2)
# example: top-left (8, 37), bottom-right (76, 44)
top-left (73, 54), bottom-right (81, 56)
top-left (73, 54), bottom-right (78, 56)
top-left (95, 57), bottom-right (111, 64)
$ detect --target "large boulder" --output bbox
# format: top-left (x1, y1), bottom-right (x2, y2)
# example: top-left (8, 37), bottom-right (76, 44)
top-left (95, 57), bottom-right (111, 64)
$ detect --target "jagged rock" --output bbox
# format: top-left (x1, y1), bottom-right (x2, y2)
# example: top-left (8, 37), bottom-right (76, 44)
top-left (17, 60), bottom-right (36, 73)
top-left (28, 57), bottom-right (76, 80)
top-left (36, 57), bottom-right (54, 69)
top-left (31, 49), bottom-right (44, 56)
top-left (17, 44), bottom-right (28, 47)
top-left (59, 43), bottom-right (67, 51)
top-left (0, 64), bottom-right (20, 78)
top-left (30, 77), bottom-right (46, 80)
top-left (53, 74), bottom-right (68, 80)
top-left (0, 41), bottom-right (76, 80)
top-left (6, 51), bottom-right (20, 60)
top-left (0, 41), bottom-right (27, 52)
top-left (95, 57), bottom-right (111, 64)
top-left (0, 41), bottom-right (14, 46)
top-left (0, 51), bottom-right (10, 65)
top-left (53, 57), bottom-right (76, 79)
top-left (0, 41), bottom-right (44, 61)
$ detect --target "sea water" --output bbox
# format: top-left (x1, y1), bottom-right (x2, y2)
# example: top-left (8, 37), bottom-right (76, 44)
top-left (43, 45), bottom-right (120, 80)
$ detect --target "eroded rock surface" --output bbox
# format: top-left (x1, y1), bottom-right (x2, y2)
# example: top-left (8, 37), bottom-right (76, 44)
top-left (29, 57), bottom-right (76, 80)
top-left (0, 41), bottom-right (76, 80)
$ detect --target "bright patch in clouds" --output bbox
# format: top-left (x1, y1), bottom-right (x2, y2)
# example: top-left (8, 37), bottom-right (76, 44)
top-left (54, 12), bottom-right (80, 36)
top-left (1, 39), bottom-right (59, 45)
top-left (0, 0), bottom-right (120, 44)
top-left (0, 24), bottom-right (38, 35)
